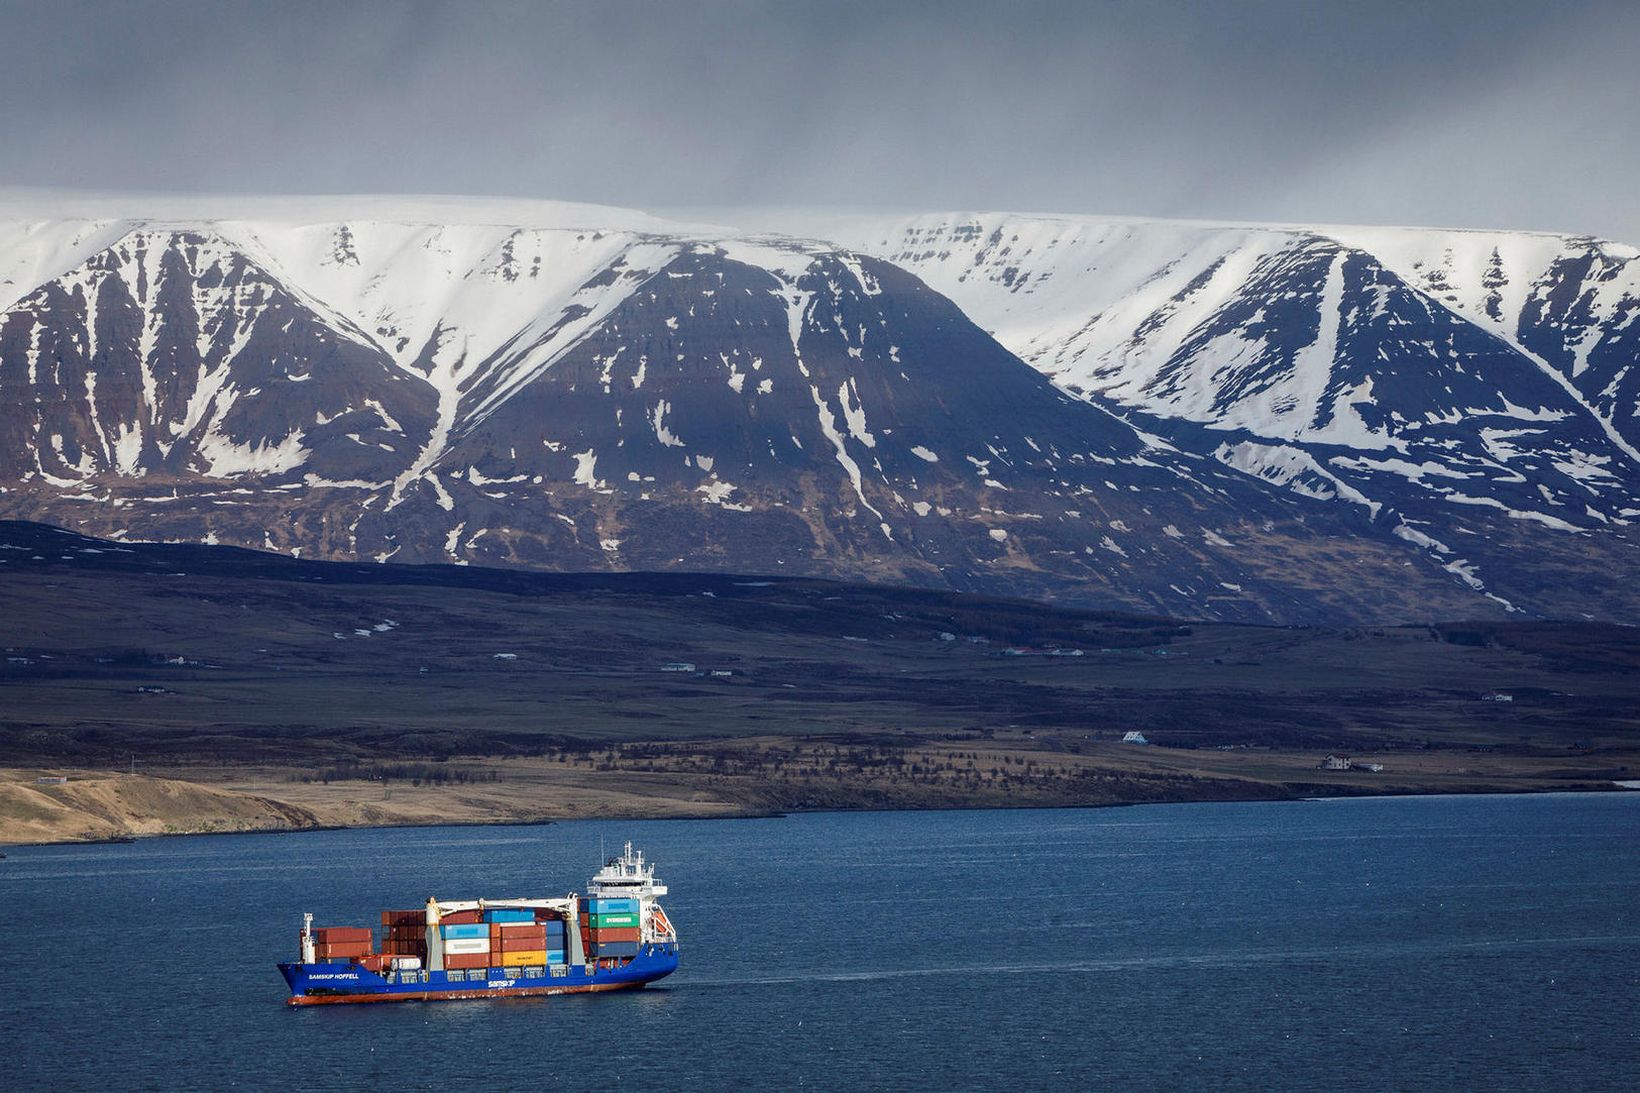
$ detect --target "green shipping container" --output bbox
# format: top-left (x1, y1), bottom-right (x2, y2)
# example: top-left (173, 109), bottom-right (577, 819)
top-left (588, 912), bottom-right (640, 928)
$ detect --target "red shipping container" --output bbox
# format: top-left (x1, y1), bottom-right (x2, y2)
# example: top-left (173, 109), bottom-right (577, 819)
top-left (316, 937), bottom-right (373, 950)
top-left (587, 927), bottom-right (641, 943)
top-left (443, 953), bottom-right (491, 970)
top-left (440, 910), bottom-right (483, 925)
top-left (501, 937), bottom-right (546, 953)
top-left (316, 938), bottom-right (373, 951)
top-left (381, 910), bottom-right (424, 927)
top-left (313, 926), bottom-right (372, 943)
top-left (501, 924), bottom-right (545, 936)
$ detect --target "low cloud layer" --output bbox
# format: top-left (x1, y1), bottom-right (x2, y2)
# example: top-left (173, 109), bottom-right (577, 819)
top-left (2, 0), bottom-right (1635, 241)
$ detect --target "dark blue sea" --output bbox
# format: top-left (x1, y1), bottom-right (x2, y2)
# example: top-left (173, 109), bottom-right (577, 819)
top-left (4, 794), bottom-right (1637, 1090)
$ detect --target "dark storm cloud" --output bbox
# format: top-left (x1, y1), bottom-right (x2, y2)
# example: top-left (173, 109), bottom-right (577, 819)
top-left (2, 0), bottom-right (1636, 240)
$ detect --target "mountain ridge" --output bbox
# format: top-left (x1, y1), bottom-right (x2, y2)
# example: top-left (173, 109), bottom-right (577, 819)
top-left (816, 210), bottom-right (1640, 612)
top-left (0, 198), bottom-right (1635, 622)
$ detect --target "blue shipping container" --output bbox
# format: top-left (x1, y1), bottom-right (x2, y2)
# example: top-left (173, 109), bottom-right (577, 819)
top-left (441, 923), bottom-right (486, 939)
top-left (586, 899), bottom-right (639, 913)
top-left (483, 909), bottom-right (536, 923)
top-left (592, 941), bottom-right (641, 958)
top-left (546, 949), bottom-right (566, 963)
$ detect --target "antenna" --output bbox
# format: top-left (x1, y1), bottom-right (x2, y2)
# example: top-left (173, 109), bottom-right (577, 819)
top-left (600, 833), bottom-right (605, 865)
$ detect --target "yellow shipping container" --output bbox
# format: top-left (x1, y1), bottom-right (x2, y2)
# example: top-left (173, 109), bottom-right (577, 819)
top-left (500, 951), bottom-right (548, 966)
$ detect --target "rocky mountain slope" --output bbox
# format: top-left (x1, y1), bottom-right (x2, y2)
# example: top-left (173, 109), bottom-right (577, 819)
top-left (817, 212), bottom-right (1640, 614)
top-left (0, 197), bottom-right (1635, 622)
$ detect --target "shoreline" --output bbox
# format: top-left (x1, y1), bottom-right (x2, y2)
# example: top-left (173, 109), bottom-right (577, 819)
top-left (8, 787), bottom-right (1636, 850)
top-left (6, 745), bottom-right (1633, 846)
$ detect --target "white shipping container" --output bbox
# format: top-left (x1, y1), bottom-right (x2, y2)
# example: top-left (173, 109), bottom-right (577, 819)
top-left (390, 956), bottom-right (423, 970)
top-left (444, 938), bottom-right (491, 955)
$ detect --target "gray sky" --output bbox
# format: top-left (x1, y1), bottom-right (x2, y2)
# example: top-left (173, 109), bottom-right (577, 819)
top-left (3, 0), bottom-right (1637, 241)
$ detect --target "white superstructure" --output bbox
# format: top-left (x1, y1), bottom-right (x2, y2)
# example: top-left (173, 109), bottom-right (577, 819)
top-left (588, 841), bottom-right (677, 944)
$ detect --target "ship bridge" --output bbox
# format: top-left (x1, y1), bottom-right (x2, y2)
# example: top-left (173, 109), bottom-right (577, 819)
top-left (588, 841), bottom-right (669, 899)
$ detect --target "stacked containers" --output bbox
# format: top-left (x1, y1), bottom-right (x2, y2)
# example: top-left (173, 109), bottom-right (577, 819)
top-left (581, 896), bottom-right (642, 960)
top-left (486, 908), bottom-right (547, 968)
top-left (543, 914), bottom-right (567, 964)
top-left (310, 926), bottom-right (374, 963)
top-left (379, 910), bottom-right (428, 965)
top-left (440, 918), bottom-right (490, 970)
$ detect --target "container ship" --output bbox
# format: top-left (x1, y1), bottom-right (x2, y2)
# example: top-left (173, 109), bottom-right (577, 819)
top-left (278, 842), bottom-right (678, 1005)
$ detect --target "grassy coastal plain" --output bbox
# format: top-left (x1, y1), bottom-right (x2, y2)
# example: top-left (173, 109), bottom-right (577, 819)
top-left (5, 736), bottom-right (1636, 845)
top-left (3, 523), bottom-right (1637, 844)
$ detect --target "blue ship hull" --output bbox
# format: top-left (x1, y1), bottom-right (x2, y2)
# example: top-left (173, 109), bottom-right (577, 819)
top-left (279, 943), bottom-right (679, 1006)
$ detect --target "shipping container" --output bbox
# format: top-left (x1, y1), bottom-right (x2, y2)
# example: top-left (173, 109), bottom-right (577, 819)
top-left (441, 923), bottom-right (487, 940)
top-left (315, 941), bottom-right (373, 956)
top-left (444, 937), bottom-right (491, 955)
top-left (390, 956), bottom-right (423, 970)
top-left (312, 926), bottom-right (372, 943)
top-left (483, 909), bottom-right (536, 924)
top-left (440, 910), bottom-right (483, 925)
top-left (545, 949), bottom-right (566, 964)
top-left (502, 949), bottom-right (549, 965)
top-left (443, 952), bottom-right (489, 970)
top-left (589, 940), bottom-right (641, 958)
top-left (587, 912), bottom-right (640, 928)
top-left (497, 921), bottom-right (540, 934)
top-left (587, 927), bottom-right (641, 944)
top-left (500, 935), bottom-right (547, 952)
top-left (586, 898), bottom-right (640, 914)
top-left (381, 910), bottom-right (424, 926)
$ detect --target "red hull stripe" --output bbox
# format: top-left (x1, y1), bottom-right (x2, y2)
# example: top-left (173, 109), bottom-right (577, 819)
top-left (288, 981), bottom-right (643, 1006)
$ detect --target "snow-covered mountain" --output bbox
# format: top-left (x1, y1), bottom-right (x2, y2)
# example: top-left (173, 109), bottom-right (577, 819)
top-left (814, 212), bottom-right (1640, 613)
top-left (0, 196), bottom-right (1634, 622)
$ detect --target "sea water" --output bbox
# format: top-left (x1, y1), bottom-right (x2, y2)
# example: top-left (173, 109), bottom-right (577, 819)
top-left (3, 793), bottom-right (1637, 1089)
